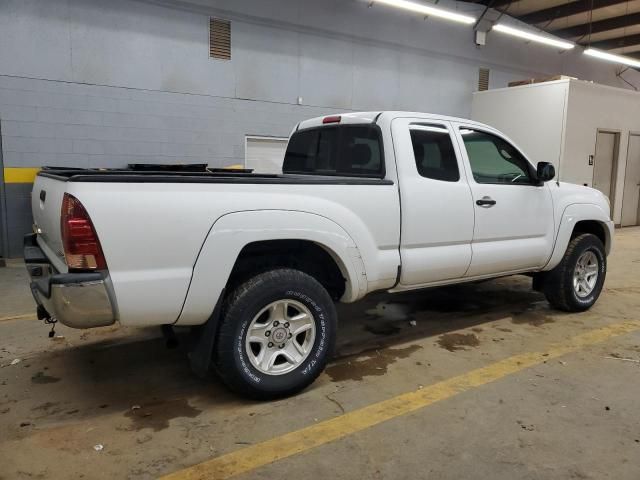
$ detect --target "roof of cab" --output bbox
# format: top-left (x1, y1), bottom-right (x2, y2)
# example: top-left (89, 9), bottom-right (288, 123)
top-left (297, 112), bottom-right (381, 130)
top-left (296, 111), bottom-right (495, 132)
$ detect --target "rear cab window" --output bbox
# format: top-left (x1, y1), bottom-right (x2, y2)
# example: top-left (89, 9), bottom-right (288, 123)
top-left (410, 124), bottom-right (460, 182)
top-left (283, 125), bottom-right (384, 178)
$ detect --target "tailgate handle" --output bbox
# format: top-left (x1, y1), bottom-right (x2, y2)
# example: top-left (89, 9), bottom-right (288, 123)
top-left (39, 190), bottom-right (46, 203)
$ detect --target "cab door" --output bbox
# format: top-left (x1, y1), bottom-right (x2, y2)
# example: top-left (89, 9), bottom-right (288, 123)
top-left (453, 123), bottom-right (555, 277)
top-left (392, 118), bottom-right (475, 286)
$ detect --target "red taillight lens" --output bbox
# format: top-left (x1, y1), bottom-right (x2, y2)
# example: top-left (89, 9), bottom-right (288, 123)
top-left (61, 193), bottom-right (107, 271)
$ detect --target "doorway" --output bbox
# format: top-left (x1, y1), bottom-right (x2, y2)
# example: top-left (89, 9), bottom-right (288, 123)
top-left (592, 130), bottom-right (620, 217)
top-left (245, 136), bottom-right (288, 174)
top-left (621, 133), bottom-right (640, 227)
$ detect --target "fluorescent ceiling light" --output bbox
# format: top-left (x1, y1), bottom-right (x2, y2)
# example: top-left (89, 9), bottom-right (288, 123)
top-left (492, 24), bottom-right (574, 50)
top-left (372, 0), bottom-right (476, 25)
top-left (584, 48), bottom-right (640, 69)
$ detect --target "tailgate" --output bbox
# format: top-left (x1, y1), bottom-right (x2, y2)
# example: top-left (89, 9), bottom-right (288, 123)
top-left (31, 174), bottom-right (68, 272)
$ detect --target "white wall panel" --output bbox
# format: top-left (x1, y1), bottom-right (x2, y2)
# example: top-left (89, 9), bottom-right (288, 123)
top-left (564, 81), bottom-right (640, 224)
top-left (471, 81), bottom-right (568, 168)
top-left (472, 79), bottom-right (640, 225)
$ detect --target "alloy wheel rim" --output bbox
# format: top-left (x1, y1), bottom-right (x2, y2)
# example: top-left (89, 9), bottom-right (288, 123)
top-left (245, 299), bottom-right (316, 375)
top-left (573, 250), bottom-right (599, 298)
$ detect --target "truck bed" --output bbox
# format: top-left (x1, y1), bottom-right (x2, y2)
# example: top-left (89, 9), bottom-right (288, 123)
top-left (38, 167), bottom-right (394, 185)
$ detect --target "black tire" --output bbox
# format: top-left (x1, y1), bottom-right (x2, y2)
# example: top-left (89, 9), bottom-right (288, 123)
top-left (214, 268), bottom-right (337, 400)
top-left (543, 233), bottom-right (607, 312)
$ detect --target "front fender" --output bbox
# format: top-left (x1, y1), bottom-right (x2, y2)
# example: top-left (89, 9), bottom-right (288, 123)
top-left (175, 210), bottom-right (367, 326)
top-left (544, 203), bottom-right (614, 271)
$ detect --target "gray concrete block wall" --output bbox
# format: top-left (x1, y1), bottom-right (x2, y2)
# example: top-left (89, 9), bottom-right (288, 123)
top-left (4, 183), bottom-right (31, 257)
top-left (0, 76), bottom-right (339, 256)
top-left (0, 75), bottom-right (339, 169)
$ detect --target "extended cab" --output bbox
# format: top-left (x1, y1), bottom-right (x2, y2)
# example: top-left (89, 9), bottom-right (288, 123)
top-left (25, 111), bottom-right (614, 399)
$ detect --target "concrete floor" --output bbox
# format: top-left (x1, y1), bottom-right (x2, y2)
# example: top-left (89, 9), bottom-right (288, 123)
top-left (1, 228), bottom-right (640, 479)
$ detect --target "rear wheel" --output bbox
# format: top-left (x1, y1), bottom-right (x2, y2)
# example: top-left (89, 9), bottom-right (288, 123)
top-left (543, 233), bottom-right (606, 312)
top-left (214, 268), bottom-right (337, 400)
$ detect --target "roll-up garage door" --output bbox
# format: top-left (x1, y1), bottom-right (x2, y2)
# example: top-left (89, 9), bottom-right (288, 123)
top-left (245, 136), bottom-right (288, 174)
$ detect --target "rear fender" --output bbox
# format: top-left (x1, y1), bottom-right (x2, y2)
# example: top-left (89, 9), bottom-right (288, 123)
top-left (176, 210), bottom-right (366, 326)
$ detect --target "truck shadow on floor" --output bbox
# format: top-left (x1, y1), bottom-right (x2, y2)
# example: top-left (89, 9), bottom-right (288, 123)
top-left (335, 276), bottom-right (550, 357)
top-left (7, 276), bottom-right (555, 425)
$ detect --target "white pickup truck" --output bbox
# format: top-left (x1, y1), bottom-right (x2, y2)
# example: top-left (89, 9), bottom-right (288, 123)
top-left (25, 111), bottom-right (614, 399)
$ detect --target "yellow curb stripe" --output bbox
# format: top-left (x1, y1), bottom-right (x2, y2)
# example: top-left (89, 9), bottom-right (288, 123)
top-left (162, 320), bottom-right (640, 480)
top-left (0, 313), bottom-right (36, 323)
top-left (3, 167), bottom-right (40, 183)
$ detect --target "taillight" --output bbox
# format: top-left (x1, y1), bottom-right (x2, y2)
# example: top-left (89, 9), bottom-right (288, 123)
top-left (61, 193), bottom-right (107, 271)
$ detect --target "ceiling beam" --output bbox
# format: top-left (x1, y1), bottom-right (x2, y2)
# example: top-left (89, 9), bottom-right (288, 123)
top-left (552, 12), bottom-right (640, 37)
top-left (471, 0), bottom-right (513, 8)
top-left (518, 0), bottom-right (629, 25)
top-left (491, 0), bottom-right (513, 7)
top-left (587, 32), bottom-right (640, 50)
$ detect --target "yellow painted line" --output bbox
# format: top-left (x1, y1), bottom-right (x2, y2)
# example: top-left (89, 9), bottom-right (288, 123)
top-left (162, 320), bottom-right (640, 480)
top-left (3, 167), bottom-right (40, 183)
top-left (0, 313), bottom-right (36, 323)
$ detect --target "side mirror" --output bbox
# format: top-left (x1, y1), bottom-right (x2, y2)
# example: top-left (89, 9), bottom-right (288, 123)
top-left (536, 162), bottom-right (555, 183)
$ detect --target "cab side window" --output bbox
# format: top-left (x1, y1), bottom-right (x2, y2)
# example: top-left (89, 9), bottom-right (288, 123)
top-left (460, 129), bottom-right (533, 185)
top-left (410, 125), bottom-right (460, 182)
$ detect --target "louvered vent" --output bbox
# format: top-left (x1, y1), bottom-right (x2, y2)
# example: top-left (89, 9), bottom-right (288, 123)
top-left (210, 18), bottom-right (231, 60)
top-left (478, 68), bottom-right (490, 91)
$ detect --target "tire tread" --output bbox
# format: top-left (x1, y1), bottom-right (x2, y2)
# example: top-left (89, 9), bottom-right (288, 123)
top-left (214, 268), bottom-right (336, 400)
top-left (543, 233), bottom-right (605, 312)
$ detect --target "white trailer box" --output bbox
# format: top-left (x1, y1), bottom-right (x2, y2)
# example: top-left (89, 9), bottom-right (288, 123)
top-left (471, 78), bottom-right (640, 227)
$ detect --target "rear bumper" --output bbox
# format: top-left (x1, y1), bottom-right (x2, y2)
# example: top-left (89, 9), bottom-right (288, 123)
top-left (24, 234), bottom-right (116, 329)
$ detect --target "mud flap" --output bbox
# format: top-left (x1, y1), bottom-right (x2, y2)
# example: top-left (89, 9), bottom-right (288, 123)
top-left (532, 272), bottom-right (548, 292)
top-left (188, 289), bottom-right (225, 378)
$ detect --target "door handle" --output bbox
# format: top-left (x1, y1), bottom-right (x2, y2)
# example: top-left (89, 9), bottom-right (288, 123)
top-left (476, 197), bottom-right (496, 207)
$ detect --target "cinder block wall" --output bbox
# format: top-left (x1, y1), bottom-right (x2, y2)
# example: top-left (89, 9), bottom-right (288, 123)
top-left (0, 76), bottom-right (339, 255)
top-left (1, 0), bottom-right (637, 257)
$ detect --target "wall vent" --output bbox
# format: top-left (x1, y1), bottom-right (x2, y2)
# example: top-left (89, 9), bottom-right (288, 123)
top-left (478, 68), bottom-right (490, 91)
top-left (209, 18), bottom-right (231, 60)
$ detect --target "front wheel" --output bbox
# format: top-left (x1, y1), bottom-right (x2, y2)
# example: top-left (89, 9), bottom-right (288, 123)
top-left (214, 268), bottom-right (337, 400)
top-left (543, 233), bottom-right (607, 312)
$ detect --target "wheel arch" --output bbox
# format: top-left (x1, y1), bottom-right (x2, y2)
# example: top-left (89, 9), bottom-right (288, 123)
top-left (544, 203), bottom-right (614, 271)
top-left (176, 210), bottom-right (367, 326)
top-left (227, 239), bottom-right (350, 301)
top-left (571, 219), bottom-right (609, 251)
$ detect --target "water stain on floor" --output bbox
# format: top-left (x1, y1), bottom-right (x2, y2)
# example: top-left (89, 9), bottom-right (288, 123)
top-left (364, 322), bottom-right (402, 336)
top-left (495, 327), bottom-right (513, 333)
top-left (326, 344), bottom-right (422, 382)
top-left (437, 333), bottom-right (480, 352)
top-left (31, 402), bottom-right (60, 411)
top-left (31, 371), bottom-right (61, 384)
top-left (365, 302), bottom-right (414, 323)
top-left (124, 398), bottom-right (202, 432)
top-left (511, 310), bottom-right (554, 327)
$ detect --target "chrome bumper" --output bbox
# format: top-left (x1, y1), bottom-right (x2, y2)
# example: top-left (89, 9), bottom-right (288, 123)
top-left (24, 234), bottom-right (116, 329)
